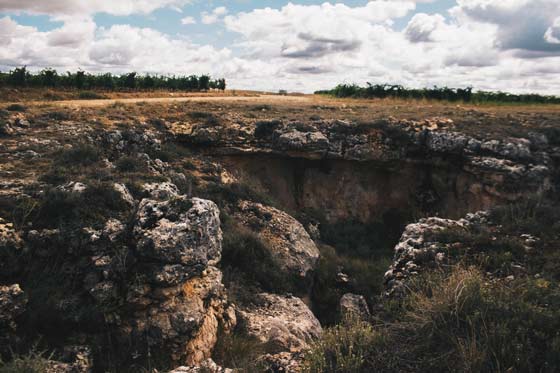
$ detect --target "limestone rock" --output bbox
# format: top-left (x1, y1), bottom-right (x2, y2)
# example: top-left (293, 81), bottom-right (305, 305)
top-left (235, 201), bottom-right (320, 285)
top-left (113, 183), bottom-right (135, 206)
top-left (384, 211), bottom-right (489, 297)
top-left (169, 359), bottom-right (232, 373)
top-left (237, 293), bottom-right (322, 354)
top-left (56, 181), bottom-right (87, 194)
top-left (142, 181), bottom-right (180, 200)
top-left (133, 197), bottom-right (222, 271)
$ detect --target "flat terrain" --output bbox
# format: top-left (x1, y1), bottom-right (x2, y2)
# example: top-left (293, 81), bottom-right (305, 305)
top-left (3, 90), bottom-right (560, 139)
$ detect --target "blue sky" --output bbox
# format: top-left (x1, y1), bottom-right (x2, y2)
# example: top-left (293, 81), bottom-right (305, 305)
top-left (1, 1), bottom-right (560, 93)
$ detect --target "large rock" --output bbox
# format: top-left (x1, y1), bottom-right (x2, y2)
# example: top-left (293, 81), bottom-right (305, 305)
top-left (237, 293), bottom-right (322, 354)
top-left (384, 211), bottom-right (490, 297)
top-left (235, 201), bottom-right (320, 285)
top-left (107, 196), bottom-right (236, 366)
top-left (120, 266), bottom-right (235, 365)
top-left (133, 197), bottom-right (222, 274)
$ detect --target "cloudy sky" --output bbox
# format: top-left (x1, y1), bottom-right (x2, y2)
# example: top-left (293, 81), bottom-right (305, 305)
top-left (1, 0), bottom-right (560, 94)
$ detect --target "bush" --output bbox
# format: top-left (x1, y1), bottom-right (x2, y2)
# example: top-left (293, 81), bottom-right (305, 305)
top-left (303, 317), bottom-right (385, 373)
top-left (306, 266), bottom-right (560, 373)
top-left (34, 181), bottom-right (129, 228)
top-left (5, 103), bottom-right (26, 112)
top-left (54, 143), bottom-right (101, 167)
top-left (0, 349), bottom-right (51, 373)
top-left (78, 91), bottom-right (105, 100)
top-left (221, 223), bottom-right (290, 293)
top-left (116, 156), bottom-right (146, 173)
top-left (312, 244), bottom-right (392, 325)
top-left (212, 332), bottom-right (265, 371)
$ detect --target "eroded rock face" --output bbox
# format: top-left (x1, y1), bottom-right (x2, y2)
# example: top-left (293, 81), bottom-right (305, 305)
top-left (235, 201), bottom-right (320, 285)
top-left (175, 118), bottom-right (554, 222)
top-left (237, 293), bottom-right (322, 354)
top-left (107, 195), bottom-right (235, 366)
top-left (120, 266), bottom-right (235, 365)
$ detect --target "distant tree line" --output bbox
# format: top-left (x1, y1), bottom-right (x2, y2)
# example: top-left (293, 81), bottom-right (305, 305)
top-left (315, 83), bottom-right (560, 104)
top-left (0, 67), bottom-right (226, 91)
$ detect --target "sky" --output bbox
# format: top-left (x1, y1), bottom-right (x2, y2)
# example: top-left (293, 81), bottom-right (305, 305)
top-left (1, 0), bottom-right (560, 94)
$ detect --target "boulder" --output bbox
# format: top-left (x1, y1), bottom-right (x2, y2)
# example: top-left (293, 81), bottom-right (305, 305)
top-left (235, 201), bottom-right (320, 285)
top-left (237, 293), bottom-right (322, 354)
top-left (133, 197), bottom-right (222, 272)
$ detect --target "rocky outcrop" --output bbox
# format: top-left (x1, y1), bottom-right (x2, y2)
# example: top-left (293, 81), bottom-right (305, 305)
top-left (111, 195), bottom-right (235, 366)
top-left (237, 293), bottom-right (322, 354)
top-left (384, 211), bottom-right (490, 297)
top-left (234, 201), bottom-right (320, 286)
top-left (175, 118), bottom-right (554, 223)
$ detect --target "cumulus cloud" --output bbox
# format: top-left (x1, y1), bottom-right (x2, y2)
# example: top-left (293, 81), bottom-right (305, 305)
top-left (1, 1), bottom-right (560, 94)
top-left (452, 0), bottom-right (560, 54)
top-left (201, 6), bottom-right (228, 25)
top-left (545, 17), bottom-right (560, 44)
top-left (180, 16), bottom-right (196, 25)
top-left (0, 0), bottom-right (191, 16)
top-left (404, 13), bottom-right (446, 42)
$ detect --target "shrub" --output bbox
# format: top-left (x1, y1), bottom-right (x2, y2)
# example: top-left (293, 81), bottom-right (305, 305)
top-left (0, 348), bottom-right (51, 373)
top-left (54, 143), bottom-right (101, 167)
top-left (34, 181), bottom-right (129, 228)
top-left (188, 112), bottom-right (220, 126)
top-left (212, 332), bottom-right (265, 371)
top-left (221, 223), bottom-right (290, 293)
top-left (116, 156), bottom-right (146, 173)
top-left (5, 103), bottom-right (26, 112)
top-left (303, 317), bottom-right (385, 373)
top-left (312, 244), bottom-right (392, 325)
top-left (78, 91), bottom-right (105, 100)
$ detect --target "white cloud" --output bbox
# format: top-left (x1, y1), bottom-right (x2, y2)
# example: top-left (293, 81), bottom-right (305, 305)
top-left (1, 1), bottom-right (560, 95)
top-left (180, 16), bottom-right (196, 25)
top-left (545, 17), bottom-right (560, 44)
top-left (404, 13), bottom-right (446, 42)
top-left (0, 0), bottom-right (191, 16)
top-left (201, 6), bottom-right (228, 25)
top-left (452, 0), bottom-right (560, 54)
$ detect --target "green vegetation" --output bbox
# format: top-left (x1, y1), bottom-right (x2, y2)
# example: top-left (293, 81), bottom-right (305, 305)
top-left (0, 67), bottom-right (226, 91)
top-left (221, 220), bottom-right (292, 293)
top-left (316, 83), bottom-right (560, 104)
top-left (305, 267), bottom-right (560, 373)
top-left (305, 197), bottom-right (560, 372)
top-left (0, 348), bottom-right (51, 373)
top-left (212, 332), bottom-right (266, 371)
